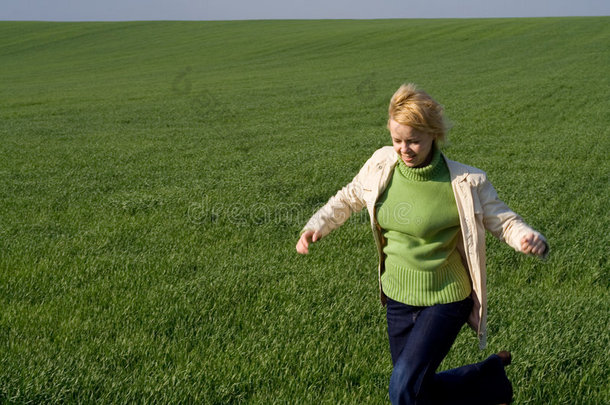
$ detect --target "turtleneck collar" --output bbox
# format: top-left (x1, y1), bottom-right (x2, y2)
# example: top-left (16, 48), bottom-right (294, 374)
top-left (396, 146), bottom-right (443, 181)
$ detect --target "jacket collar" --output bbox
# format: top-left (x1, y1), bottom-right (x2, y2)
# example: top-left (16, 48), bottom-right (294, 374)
top-left (383, 148), bottom-right (469, 183)
top-left (444, 156), bottom-right (470, 183)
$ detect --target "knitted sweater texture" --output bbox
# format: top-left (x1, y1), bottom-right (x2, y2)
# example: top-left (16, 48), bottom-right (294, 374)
top-left (377, 148), bottom-right (472, 306)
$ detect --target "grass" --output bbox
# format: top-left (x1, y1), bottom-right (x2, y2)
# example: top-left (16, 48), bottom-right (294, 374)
top-left (0, 17), bottom-right (609, 403)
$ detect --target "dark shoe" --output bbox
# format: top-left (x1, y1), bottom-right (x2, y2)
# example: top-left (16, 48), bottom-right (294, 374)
top-left (497, 350), bottom-right (512, 367)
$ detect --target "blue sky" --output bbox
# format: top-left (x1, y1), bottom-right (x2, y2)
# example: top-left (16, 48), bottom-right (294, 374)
top-left (2, 0), bottom-right (609, 21)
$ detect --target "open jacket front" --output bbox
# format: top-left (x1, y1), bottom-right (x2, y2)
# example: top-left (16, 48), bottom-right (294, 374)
top-left (302, 146), bottom-right (546, 349)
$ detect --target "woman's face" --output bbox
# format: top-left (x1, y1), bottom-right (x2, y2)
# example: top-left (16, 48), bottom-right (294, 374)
top-left (389, 118), bottom-right (435, 168)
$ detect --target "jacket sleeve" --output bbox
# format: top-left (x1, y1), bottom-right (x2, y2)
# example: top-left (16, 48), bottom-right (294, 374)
top-left (300, 155), bottom-right (374, 239)
top-left (476, 176), bottom-right (549, 257)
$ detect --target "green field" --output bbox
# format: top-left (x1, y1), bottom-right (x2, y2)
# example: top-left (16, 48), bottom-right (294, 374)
top-left (1, 17), bottom-right (608, 403)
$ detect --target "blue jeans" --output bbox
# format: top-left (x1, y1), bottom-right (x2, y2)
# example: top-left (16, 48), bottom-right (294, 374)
top-left (386, 296), bottom-right (513, 405)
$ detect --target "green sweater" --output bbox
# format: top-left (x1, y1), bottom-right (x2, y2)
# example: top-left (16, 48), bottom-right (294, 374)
top-left (377, 148), bottom-right (472, 306)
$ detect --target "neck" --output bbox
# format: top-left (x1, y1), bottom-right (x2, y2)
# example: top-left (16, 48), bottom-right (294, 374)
top-left (414, 143), bottom-right (436, 168)
top-left (397, 146), bottom-right (443, 182)
top-left (415, 150), bottom-right (434, 168)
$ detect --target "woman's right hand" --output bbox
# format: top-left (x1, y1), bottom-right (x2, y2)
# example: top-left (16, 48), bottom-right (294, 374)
top-left (296, 230), bottom-right (322, 254)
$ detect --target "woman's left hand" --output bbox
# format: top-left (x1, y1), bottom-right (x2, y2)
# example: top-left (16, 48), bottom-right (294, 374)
top-left (520, 233), bottom-right (547, 257)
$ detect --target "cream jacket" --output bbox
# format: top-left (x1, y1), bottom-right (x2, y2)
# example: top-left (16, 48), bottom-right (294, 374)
top-left (302, 146), bottom-right (547, 349)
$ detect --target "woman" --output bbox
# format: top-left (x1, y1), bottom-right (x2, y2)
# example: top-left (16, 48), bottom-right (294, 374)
top-left (296, 84), bottom-right (548, 405)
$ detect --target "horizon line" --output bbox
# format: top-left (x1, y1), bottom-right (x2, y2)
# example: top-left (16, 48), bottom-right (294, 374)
top-left (2, 14), bottom-right (608, 23)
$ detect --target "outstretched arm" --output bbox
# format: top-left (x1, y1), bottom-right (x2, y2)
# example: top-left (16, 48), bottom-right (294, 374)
top-left (296, 153), bottom-right (380, 251)
top-left (477, 176), bottom-right (549, 258)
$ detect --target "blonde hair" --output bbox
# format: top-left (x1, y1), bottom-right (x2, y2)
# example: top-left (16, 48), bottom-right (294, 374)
top-left (388, 83), bottom-right (448, 145)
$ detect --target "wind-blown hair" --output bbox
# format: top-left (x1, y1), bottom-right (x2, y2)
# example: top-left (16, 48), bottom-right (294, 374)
top-left (388, 83), bottom-right (448, 145)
